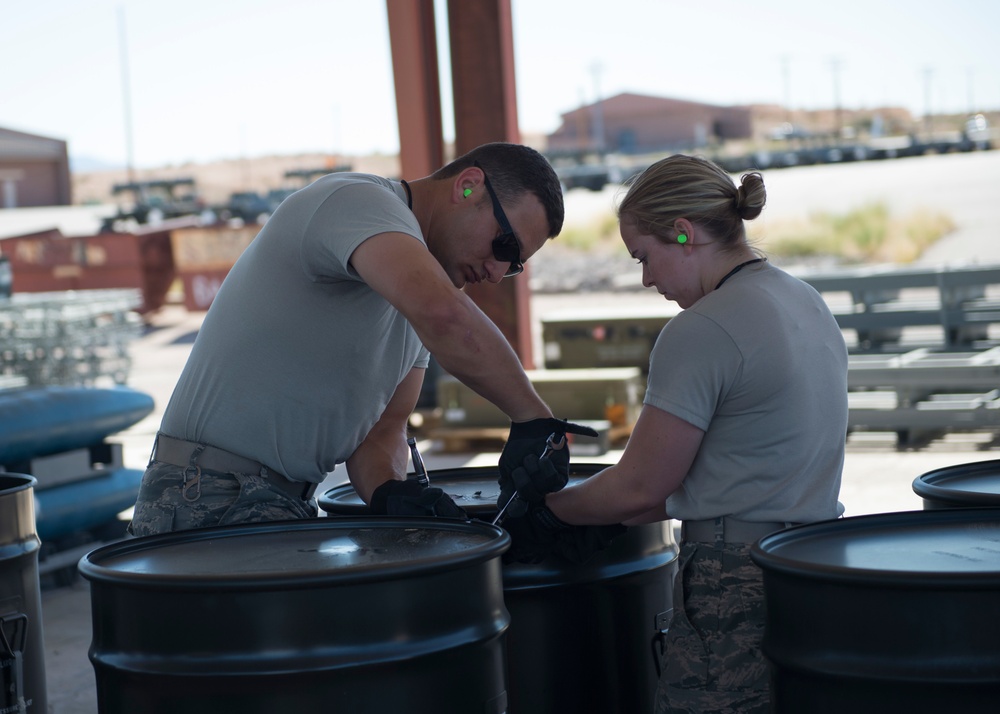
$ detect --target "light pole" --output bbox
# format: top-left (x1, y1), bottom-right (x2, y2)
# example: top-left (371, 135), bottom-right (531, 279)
top-left (923, 67), bottom-right (934, 137)
top-left (831, 57), bottom-right (842, 141)
top-left (117, 6), bottom-right (136, 184)
top-left (590, 61), bottom-right (605, 155)
top-left (781, 55), bottom-right (792, 125)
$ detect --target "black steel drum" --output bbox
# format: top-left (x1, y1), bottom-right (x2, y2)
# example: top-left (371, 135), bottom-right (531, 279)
top-left (0, 474), bottom-right (47, 714)
top-left (912, 458), bottom-right (1000, 509)
top-left (751, 509), bottom-right (1000, 713)
top-left (319, 464), bottom-right (679, 714)
top-left (79, 518), bottom-right (510, 714)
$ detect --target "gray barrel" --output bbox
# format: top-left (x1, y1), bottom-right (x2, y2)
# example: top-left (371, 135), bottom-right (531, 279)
top-left (319, 464), bottom-right (679, 714)
top-left (0, 474), bottom-right (47, 714)
top-left (79, 518), bottom-right (510, 714)
top-left (912, 458), bottom-right (1000, 509)
top-left (751, 509), bottom-right (1000, 713)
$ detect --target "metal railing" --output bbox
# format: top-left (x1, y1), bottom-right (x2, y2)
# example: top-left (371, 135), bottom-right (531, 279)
top-left (538, 264), bottom-right (1000, 446)
top-left (798, 264), bottom-right (1000, 353)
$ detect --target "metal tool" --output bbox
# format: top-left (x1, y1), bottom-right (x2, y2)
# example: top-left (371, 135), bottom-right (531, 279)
top-left (492, 432), bottom-right (566, 526)
top-left (406, 437), bottom-right (430, 487)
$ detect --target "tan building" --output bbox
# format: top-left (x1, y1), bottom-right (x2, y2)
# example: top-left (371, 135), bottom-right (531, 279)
top-left (0, 126), bottom-right (72, 208)
top-left (547, 92), bottom-right (753, 155)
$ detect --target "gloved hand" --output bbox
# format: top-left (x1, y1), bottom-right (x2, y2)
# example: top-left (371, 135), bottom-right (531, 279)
top-left (498, 418), bottom-right (598, 516)
top-left (369, 479), bottom-right (468, 519)
top-left (501, 503), bottom-right (565, 564)
top-left (498, 452), bottom-right (566, 520)
top-left (552, 521), bottom-right (627, 565)
top-left (502, 501), bottom-right (627, 565)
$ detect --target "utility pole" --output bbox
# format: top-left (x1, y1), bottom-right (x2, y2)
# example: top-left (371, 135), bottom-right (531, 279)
top-left (240, 124), bottom-right (250, 188)
top-left (923, 67), bottom-right (934, 136)
top-left (781, 55), bottom-right (792, 125)
top-left (117, 6), bottom-right (136, 183)
top-left (590, 61), bottom-right (605, 155)
top-left (576, 87), bottom-right (588, 154)
top-left (331, 103), bottom-right (342, 159)
top-left (967, 67), bottom-right (976, 115)
top-left (831, 57), bottom-right (842, 141)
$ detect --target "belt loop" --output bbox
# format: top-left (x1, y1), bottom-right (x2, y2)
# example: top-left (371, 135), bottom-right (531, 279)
top-left (713, 516), bottom-right (725, 549)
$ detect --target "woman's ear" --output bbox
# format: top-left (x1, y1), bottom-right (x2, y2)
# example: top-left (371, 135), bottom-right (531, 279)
top-left (674, 218), bottom-right (695, 245)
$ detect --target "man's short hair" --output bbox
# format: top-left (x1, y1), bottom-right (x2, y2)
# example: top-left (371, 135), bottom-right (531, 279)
top-left (433, 142), bottom-right (564, 238)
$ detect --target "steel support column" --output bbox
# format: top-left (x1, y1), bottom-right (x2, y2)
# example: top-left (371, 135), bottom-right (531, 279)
top-left (446, 0), bottom-right (534, 367)
top-left (386, 0), bottom-right (445, 178)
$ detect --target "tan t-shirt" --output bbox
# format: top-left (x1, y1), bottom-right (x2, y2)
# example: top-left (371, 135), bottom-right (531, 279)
top-left (161, 174), bottom-right (430, 482)
top-left (644, 262), bottom-right (847, 523)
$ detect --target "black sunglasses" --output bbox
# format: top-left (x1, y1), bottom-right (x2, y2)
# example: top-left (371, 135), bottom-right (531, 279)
top-left (475, 161), bottom-right (523, 277)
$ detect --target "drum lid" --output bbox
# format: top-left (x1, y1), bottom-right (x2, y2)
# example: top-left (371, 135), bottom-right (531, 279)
top-left (913, 459), bottom-right (1000, 501)
top-left (80, 517), bottom-right (506, 588)
top-left (752, 508), bottom-right (1000, 585)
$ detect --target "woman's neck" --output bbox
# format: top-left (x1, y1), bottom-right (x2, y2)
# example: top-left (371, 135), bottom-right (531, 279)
top-left (712, 251), bottom-right (764, 291)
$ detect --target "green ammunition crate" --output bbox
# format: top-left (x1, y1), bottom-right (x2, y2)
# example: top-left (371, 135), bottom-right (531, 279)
top-left (541, 305), bottom-right (679, 371)
top-left (437, 367), bottom-right (645, 429)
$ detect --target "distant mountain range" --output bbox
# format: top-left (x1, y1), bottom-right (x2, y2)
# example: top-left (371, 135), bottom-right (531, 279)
top-left (70, 156), bottom-right (124, 173)
top-left (70, 152), bottom-right (402, 206)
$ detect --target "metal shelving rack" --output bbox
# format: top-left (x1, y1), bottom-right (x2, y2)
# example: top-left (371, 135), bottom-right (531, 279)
top-left (0, 289), bottom-right (143, 387)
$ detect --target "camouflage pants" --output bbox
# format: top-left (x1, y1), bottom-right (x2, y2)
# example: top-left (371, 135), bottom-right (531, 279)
top-left (654, 541), bottom-right (769, 714)
top-left (127, 459), bottom-right (318, 537)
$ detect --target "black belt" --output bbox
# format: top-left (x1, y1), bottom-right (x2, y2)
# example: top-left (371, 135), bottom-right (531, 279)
top-left (681, 517), bottom-right (796, 545)
top-left (154, 433), bottom-right (317, 501)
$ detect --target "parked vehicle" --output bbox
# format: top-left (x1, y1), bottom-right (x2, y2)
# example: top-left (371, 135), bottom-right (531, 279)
top-left (265, 188), bottom-right (297, 212)
top-left (102, 178), bottom-right (206, 231)
top-left (216, 191), bottom-right (272, 224)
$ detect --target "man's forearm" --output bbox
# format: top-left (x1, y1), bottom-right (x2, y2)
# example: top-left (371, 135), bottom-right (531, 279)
top-left (347, 429), bottom-right (409, 504)
top-left (419, 299), bottom-right (551, 422)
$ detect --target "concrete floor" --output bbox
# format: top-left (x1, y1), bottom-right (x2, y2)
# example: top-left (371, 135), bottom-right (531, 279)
top-left (29, 150), bottom-right (1000, 712)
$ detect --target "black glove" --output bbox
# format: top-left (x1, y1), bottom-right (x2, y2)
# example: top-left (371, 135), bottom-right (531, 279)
top-left (369, 479), bottom-right (468, 519)
top-left (502, 501), bottom-right (627, 565)
top-left (498, 452), bottom-right (566, 520)
top-left (552, 521), bottom-right (627, 565)
top-left (498, 418), bottom-right (598, 515)
top-left (501, 503), bottom-right (565, 564)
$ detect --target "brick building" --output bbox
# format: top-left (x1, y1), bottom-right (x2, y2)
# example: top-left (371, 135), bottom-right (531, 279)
top-left (547, 92), bottom-right (753, 155)
top-left (0, 126), bottom-right (72, 208)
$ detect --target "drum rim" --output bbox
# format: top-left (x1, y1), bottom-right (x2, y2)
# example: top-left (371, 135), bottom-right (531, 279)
top-left (750, 508), bottom-right (1000, 588)
top-left (912, 458), bottom-right (1000, 504)
top-left (78, 516), bottom-right (509, 591)
top-left (0, 472), bottom-right (37, 494)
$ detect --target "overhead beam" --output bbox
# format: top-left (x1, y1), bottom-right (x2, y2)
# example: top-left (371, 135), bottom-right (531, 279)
top-left (386, 0), bottom-right (534, 368)
top-left (446, 0), bottom-right (534, 368)
top-left (386, 0), bottom-right (445, 178)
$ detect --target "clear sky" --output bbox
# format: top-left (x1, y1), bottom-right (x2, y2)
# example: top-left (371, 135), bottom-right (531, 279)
top-left (2, 0), bottom-right (997, 169)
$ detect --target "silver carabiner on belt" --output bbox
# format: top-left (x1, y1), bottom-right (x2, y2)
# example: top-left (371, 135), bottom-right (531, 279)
top-left (182, 463), bottom-right (202, 502)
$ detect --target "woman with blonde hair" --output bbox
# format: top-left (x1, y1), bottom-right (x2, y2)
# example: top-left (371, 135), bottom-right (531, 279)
top-left (500, 154), bottom-right (848, 713)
